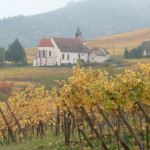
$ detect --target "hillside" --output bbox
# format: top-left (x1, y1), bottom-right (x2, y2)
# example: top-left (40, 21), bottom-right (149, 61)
top-left (25, 27), bottom-right (150, 62)
top-left (1, 0), bottom-right (150, 48)
top-left (87, 27), bottom-right (150, 57)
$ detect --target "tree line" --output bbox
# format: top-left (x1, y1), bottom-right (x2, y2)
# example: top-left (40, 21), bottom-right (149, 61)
top-left (0, 39), bottom-right (26, 68)
top-left (124, 46), bottom-right (143, 59)
top-left (124, 45), bottom-right (150, 59)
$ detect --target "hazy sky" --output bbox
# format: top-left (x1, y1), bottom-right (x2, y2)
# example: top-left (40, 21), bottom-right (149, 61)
top-left (0, 0), bottom-right (79, 19)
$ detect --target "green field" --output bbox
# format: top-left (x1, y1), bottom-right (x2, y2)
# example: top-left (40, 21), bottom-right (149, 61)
top-left (0, 132), bottom-right (140, 150)
top-left (0, 67), bottom-right (72, 97)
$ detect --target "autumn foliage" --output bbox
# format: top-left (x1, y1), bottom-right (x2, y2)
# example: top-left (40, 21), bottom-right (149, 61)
top-left (0, 64), bottom-right (149, 149)
top-left (0, 82), bottom-right (13, 96)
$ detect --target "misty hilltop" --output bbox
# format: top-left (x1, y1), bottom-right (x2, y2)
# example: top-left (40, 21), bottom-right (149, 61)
top-left (1, 0), bottom-right (150, 48)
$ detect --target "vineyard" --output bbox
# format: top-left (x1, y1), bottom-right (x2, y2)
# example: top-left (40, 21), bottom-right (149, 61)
top-left (0, 64), bottom-right (149, 149)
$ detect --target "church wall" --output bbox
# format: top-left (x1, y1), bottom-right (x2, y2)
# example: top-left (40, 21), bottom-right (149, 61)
top-left (60, 52), bottom-right (88, 64)
top-left (37, 47), bottom-right (56, 58)
top-left (34, 46), bottom-right (58, 66)
top-left (33, 59), bottom-right (36, 66)
top-left (95, 56), bottom-right (109, 63)
top-left (33, 57), bottom-right (57, 66)
top-left (51, 38), bottom-right (62, 66)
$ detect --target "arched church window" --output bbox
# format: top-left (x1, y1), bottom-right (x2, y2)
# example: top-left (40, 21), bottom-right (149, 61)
top-left (67, 54), bottom-right (69, 60)
top-left (78, 54), bottom-right (81, 59)
top-left (62, 53), bottom-right (64, 60)
top-left (49, 51), bottom-right (51, 56)
top-left (38, 50), bottom-right (41, 57)
top-left (43, 50), bottom-right (45, 57)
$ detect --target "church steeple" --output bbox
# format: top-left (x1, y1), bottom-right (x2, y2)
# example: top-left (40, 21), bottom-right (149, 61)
top-left (75, 26), bottom-right (86, 45)
top-left (75, 26), bottom-right (82, 38)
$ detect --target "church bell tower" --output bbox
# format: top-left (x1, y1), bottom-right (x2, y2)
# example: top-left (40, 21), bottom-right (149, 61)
top-left (75, 26), bottom-right (86, 45)
top-left (75, 26), bottom-right (82, 38)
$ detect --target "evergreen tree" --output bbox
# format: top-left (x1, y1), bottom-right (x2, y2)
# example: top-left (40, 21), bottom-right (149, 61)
top-left (130, 48), bottom-right (136, 59)
top-left (127, 46), bottom-right (143, 59)
top-left (124, 48), bottom-right (129, 58)
top-left (0, 47), bottom-right (5, 68)
top-left (136, 46), bottom-right (143, 58)
top-left (5, 39), bottom-right (26, 64)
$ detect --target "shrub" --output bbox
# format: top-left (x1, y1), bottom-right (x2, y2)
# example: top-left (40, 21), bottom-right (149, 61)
top-left (142, 55), bottom-right (150, 58)
top-left (0, 91), bottom-right (8, 101)
top-left (0, 82), bottom-right (13, 96)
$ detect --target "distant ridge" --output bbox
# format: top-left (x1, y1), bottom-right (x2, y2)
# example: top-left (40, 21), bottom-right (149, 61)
top-left (1, 0), bottom-right (150, 48)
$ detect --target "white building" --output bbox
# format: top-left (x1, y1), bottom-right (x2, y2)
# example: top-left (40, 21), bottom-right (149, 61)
top-left (140, 41), bottom-right (150, 56)
top-left (89, 48), bottom-right (109, 63)
top-left (33, 27), bottom-right (109, 66)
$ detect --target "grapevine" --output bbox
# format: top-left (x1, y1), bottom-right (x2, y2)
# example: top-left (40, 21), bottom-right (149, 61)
top-left (0, 64), bottom-right (149, 149)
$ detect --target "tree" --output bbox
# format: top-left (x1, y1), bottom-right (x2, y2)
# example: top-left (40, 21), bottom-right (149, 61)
top-left (130, 48), bottom-right (137, 59)
top-left (5, 39), bottom-right (26, 64)
top-left (124, 48), bottom-right (129, 58)
top-left (136, 46), bottom-right (143, 58)
top-left (0, 47), bottom-right (5, 68)
top-left (126, 46), bottom-right (143, 59)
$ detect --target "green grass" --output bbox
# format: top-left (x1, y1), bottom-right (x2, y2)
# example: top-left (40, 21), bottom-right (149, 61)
top-left (0, 131), bottom-right (141, 150)
top-left (32, 68), bottom-right (73, 90)
top-left (0, 133), bottom-right (115, 150)
top-left (0, 131), bottom-right (96, 150)
top-left (0, 133), bottom-right (67, 150)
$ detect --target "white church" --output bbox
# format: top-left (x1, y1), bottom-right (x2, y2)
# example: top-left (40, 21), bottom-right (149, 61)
top-left (33, 27), bottom-right (109, 66)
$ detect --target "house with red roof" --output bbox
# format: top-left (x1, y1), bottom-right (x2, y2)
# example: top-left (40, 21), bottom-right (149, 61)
top-left (33, 27), bottom-right (109, 66)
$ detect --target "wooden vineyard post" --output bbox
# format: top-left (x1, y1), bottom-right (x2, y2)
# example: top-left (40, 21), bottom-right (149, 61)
top-left (98, 120), bottom-right (103, 150)
top-left (118, 105), bottom-right (144, 150)
top-left (96, 103), bottom-right (130, 150)
top-left (68, 108), bottom-right (93, 149)
top-left (80, 105), bottom-right (108, 150)
top-left (63, 110), bottom-right (70, 149)
top-left (76, 119), bottom-right (83, 150)
top-left (5, 102), bottom-right (28, 141)
top-left (136, 101), bottom-right (150, 124)
top-left (0, 106), bottom-right (17, 143)
top-left (54, 106), bottom-right (60, 136)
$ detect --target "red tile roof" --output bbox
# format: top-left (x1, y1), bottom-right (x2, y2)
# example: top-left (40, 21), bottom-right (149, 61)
top-left (38, 38), bottom-right (53, 47)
